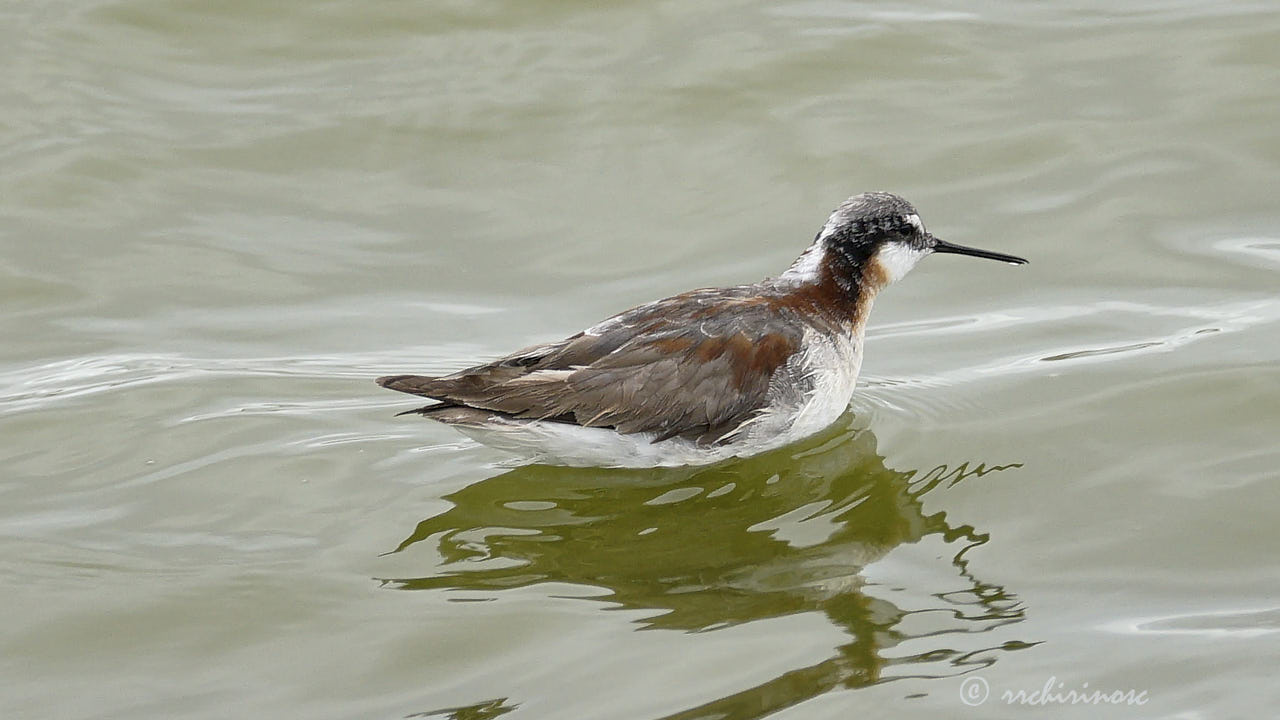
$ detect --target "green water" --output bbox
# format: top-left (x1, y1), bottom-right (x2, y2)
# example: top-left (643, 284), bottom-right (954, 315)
top-left (3, 1), bottom-right (1279, 718)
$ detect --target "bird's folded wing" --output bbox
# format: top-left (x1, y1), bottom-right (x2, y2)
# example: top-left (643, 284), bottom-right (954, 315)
top-left (379, 294), bottom-right (804, 444)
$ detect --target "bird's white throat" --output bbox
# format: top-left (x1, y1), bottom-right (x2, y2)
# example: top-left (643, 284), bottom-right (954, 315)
top-left (871, 242), bottom-right (929, 284)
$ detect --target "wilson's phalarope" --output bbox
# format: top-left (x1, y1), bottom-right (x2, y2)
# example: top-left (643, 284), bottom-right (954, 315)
top-left (379, 192), bottom-right (1027, 467)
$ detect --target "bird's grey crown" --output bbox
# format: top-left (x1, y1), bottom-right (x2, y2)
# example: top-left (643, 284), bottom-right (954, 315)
top-left (820, 191), bottom-right (927, 248)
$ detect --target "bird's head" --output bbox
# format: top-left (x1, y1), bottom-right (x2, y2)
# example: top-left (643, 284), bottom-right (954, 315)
top-left (804, 192), bottom-right (1028, 289)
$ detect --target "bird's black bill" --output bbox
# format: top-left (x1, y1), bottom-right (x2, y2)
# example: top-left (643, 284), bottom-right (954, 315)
top-left (932, 238), bottom-right (1028, 265)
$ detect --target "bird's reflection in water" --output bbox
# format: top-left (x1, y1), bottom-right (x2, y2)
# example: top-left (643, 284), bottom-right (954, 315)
top-left (385, 421), bottom-right (1033, 719)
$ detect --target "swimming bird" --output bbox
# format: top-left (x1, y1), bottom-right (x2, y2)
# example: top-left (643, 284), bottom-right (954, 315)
top-left (378, 192), bottom-right (1027, 467)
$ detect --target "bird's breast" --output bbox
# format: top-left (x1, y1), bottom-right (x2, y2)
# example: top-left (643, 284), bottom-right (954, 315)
top-left (754, 327), bottom-right (864, 440)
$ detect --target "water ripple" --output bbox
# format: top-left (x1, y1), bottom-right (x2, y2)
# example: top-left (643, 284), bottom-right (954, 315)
top-left (1105, 608), bottom-right (1280, 638)
top-left (0, 349), bottom-right (477, 417)
top-left (4, 295), bottom-right (1275, 426)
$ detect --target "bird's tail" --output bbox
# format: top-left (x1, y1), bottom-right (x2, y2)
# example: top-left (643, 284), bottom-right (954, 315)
top-left (378, 374), bottom-right (509, 425)
top-left (378, 374), bottom-right (449, 416)
top-left (377, 374), bottom-right (446, 398)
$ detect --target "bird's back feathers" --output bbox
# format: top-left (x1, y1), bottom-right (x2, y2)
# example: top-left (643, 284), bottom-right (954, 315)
top-left (376, 284), bottom-right (839, 444)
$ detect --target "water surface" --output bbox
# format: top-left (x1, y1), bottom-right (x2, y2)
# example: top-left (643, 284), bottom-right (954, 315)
top-left (3, 1), bottom-right (1279, 718)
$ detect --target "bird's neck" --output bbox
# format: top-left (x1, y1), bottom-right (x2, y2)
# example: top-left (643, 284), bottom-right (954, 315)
top-left (776, 241), bottom-right (882, 334)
